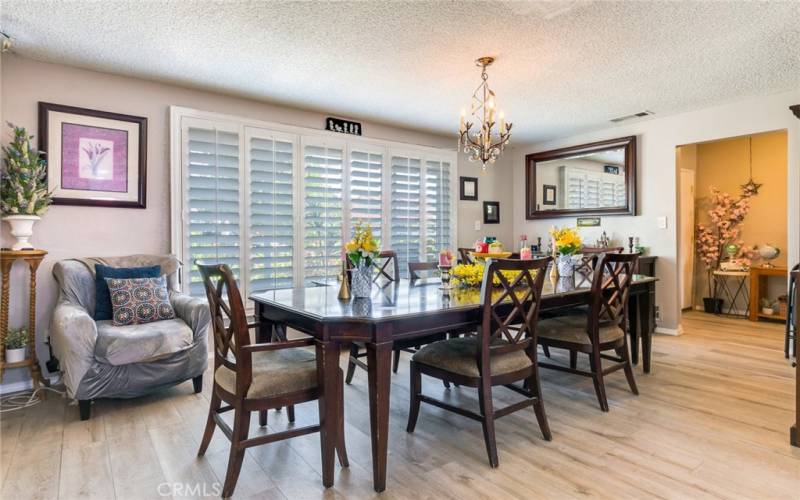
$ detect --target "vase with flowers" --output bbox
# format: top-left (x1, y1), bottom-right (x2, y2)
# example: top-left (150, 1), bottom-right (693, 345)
top-left (2, 124), bottom-right (52, 250)
top-left (549, 226), bottom-right (583, 278)
top-left (344, 221), bottom-right (380, 298)
top-left (695, 186), bottom-right (756, 313)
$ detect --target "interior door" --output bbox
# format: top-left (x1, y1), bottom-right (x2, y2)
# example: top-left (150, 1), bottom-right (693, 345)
top-left (680, 168), bottom-right (696, 309)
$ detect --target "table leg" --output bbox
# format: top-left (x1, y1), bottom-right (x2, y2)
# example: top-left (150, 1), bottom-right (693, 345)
top-left (366, 340), bottom-right (393, 492)
top-left (628, 295), bottom-right (640, 365)
top-left (254, 302), bottom-right (273, 343)
top-left (639, 285), bottom-right (654, 374)
top-left (316, 338), bottom-right (341, 488)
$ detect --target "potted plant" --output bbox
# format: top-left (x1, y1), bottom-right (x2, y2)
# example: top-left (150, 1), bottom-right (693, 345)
top-left (4, 327), bottom-right (28, 363)
top-left (549, 226), bottom-right (583, 278)
top-left (760, 298), bottom-right (776, 316)
top-left (695, 187), bottom-right (753, 314)
top-left (344, 221), bottom-right (379, 299)
top-left (1, 123), bottom-right (51, 250)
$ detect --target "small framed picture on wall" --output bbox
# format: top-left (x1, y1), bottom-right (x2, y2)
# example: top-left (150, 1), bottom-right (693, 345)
top-left (39, 102), bottom-right (147, 208)
top-left (542, 184), bottom-right (557, 206)
top-left (460, 176), bottom-right (478, 201)
top-left (483, 201), bottom-right (500, 224)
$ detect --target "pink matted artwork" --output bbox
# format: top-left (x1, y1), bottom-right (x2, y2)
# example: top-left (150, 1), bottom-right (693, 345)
top-left (60, 123), bottom-right (129, 192)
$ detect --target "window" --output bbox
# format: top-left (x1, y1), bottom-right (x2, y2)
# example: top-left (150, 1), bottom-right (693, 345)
top-left (182, 119), bottom-right (240, 297)
top-left (303, 142), bottom-right (344, 285)
top-left (247, 130), bottom-right (295, 293)
top-left (172, 107), bottom-right (456, 298)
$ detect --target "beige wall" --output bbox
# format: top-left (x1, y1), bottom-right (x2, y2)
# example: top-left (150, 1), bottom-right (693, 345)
top-left (691, 131), bottom-right (788, 308)
top-left (511, 89), bottom-right (800, 333)
top-left (0, 55), bottom-right (513, 389)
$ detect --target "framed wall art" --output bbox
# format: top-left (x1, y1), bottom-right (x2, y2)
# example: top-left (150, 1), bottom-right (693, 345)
top-left (39, 102), bottom-right (147, 208)
top-left (483, 201), bottom-right (500, 224)
top-left (460, 176), bottom-right (478, 201)
top-left (542, 184), bottom-right (557, 206)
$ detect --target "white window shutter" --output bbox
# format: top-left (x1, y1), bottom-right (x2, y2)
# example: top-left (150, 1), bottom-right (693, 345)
top-left (390, 154), bottom-right (422, 277)
top-left (248, 131), bottom-right (295, 292)
top-left (424, 159), bottom-right (452, 261)
top-left (185, 124), bottom-right (241, 297)
top-left (349, 149), bottom-right (383, 244)
top-left (303, 142), bottom-right (344, 285)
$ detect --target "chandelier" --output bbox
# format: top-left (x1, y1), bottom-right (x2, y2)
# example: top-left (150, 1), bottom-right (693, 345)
top-left (458, 56), bottom-right (512, 170)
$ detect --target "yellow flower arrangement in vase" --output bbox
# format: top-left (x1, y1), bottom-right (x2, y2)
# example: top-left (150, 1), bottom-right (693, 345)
top-left (345, 221), bottom-right (380, 298)
top-left (549, 226), bottom-right (583, 278)
top-left (451, 262), bottom-right (526, 289)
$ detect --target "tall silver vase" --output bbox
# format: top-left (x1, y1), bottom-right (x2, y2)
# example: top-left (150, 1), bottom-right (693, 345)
top-left (351, 264), bottom-right (374, 298)
top-left (556, 254), bottom-right (575, 277)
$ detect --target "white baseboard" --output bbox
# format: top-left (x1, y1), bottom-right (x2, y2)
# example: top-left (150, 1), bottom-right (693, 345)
top-left (655, 325), bottom-right (684, 336)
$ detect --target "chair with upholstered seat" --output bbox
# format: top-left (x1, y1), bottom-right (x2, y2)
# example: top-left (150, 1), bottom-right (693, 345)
top-left (406, 257), bottom-right (552, 467)
top-left (195, 262), bottom-right (347, 498)
top-left (537, 252), bottom-right (639, 412)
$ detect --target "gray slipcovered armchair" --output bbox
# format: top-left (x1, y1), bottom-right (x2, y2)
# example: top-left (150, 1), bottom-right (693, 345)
top-left (50, 254), bottom-right (210, 420)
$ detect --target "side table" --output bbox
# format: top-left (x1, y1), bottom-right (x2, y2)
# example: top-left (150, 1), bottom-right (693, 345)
top-left (748, 266), bottom-right (788, 322)
top-left (712, 269), bottom-right (749, 318)
top-left (1, 249), bottom-right (49, 396)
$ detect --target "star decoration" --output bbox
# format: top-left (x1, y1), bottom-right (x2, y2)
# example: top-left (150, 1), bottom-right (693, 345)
top-left (740, 178), bottom-right (762, 197)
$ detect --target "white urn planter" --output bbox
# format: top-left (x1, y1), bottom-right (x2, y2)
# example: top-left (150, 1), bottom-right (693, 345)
top-left (3, 215), bottom-right (40, 250)
top-left (5, 347), bottom-right (26, 364)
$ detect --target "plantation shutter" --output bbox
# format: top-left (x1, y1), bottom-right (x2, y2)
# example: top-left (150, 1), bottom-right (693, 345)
top-left (303, 142), bottom-right (344, 285)
top-left (248, 131), bottom-right (295, 293)
top-left (348, 149), bottom-right (383, 244)
top-left (424, 159), bottom-right (452, 261)
top-left (390, 154), bottom-right (422, 277)
top-left (184, 122), bottom-right (240, 297)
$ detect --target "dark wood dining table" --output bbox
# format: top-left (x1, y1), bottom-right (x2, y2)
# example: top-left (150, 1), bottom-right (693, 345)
top-left (251, 274), bottom-right (657, 492)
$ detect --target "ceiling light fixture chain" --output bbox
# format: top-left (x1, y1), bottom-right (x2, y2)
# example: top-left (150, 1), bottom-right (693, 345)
top-left (458, 56), bottom-right (512, 171)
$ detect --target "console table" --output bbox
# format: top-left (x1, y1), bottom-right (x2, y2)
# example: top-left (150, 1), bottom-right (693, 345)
top-left (0, 249), bottom-right (49, 395)
top-left (748, 266), bottom-right (788, 322)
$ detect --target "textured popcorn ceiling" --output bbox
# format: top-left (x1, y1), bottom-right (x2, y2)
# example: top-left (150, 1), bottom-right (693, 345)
top-left (2, 1), bottom-right (799, 143)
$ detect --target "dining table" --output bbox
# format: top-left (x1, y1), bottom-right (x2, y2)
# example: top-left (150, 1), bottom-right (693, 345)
top-left (250, 274), bottom-right (658, 492)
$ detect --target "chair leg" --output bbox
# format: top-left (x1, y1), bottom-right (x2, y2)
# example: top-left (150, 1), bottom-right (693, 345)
top-left (542, 345), bottom-right (551, 358)
top-left (617, 346), bottom-right (639, 395)
top-left (192, 374), bottom-right (203, 394)
top-left (442, 379), bottom-right (451, 389)
top-left (259, 410), bottom-right (267, 427)
top-left (78, 399), bottom-right (91, 421)
top-left (392, 349), bottom-right (401, 374)
top-left (406, 361), bottom-right (422, 433)
top-left (221, 408), bottom-right (251, 498)
top-left (336, 369), bottom-right (349, 468)
top-left (569, 350), bottom-right (578, 370)
top-left (478, 381), bottom-right (499, 468)
top-left (198, 390), bottom-right (221, 456)
top-left (526, 366), bottom-right (551, 441)
top-left (589, 351), bottom-right (610, 412)
top-left (287, 405), bottom-right (295, 423)
top-left (345, 343), bottom-right (359, 385)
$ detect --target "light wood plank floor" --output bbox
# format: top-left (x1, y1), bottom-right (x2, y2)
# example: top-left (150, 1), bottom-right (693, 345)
top-left (2, 312), bottom-right (798, 499)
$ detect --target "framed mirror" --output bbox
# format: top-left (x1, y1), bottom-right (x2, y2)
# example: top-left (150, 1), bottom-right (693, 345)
top-left (525, 136), bottom-right (637, 219)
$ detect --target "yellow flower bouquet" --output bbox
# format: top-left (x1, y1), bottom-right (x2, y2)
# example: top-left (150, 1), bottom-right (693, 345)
top-left (549, 226), bottom-right (582, 255)
top-left (345, 220), bottom-right (379, 267)
top-left (451, 262), bottom-right (528, 288)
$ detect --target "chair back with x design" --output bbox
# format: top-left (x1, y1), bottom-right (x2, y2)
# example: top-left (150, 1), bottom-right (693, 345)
top-left (477, 257), bottom-right (551, 369)
top-left (347, 250), bottom-right (400, 282)
top-left (574, 247), bottom-right (624, 286)
top-left (196, 261), bottom-right (252, 392)
top-left (587, 253), bottom-right (638, 343)
top-left (458, 247), bottom-right (476, 265)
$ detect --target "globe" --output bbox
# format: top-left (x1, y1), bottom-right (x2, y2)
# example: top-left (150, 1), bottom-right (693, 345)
top-left (724, 243), bottom-right (739, 259)
top-left (758, 244), bottom-right (780, 267)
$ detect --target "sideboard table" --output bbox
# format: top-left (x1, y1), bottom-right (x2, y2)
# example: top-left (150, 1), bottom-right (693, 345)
top-left (0, 249), bottom-right (49, 396)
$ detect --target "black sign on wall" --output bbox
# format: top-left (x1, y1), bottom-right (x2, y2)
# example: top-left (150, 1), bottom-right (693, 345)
top-left (326, 117), bottom-right (362, 136)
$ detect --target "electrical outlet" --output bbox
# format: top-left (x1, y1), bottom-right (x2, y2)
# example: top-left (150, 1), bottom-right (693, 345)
top-left (474, 220), bottom-right (481, 231)
top-left (654, 305), bottom-right (661, 321)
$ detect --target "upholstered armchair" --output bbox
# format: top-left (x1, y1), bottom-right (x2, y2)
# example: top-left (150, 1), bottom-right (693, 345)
top-left (50, 254), bottom-right (210, 420)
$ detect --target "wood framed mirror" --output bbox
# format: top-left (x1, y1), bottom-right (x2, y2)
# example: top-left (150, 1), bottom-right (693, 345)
top-left (525, 136), bottom-right (637, 219)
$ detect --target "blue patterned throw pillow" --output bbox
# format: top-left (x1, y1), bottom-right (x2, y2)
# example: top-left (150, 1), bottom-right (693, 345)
top-left (94, 264), bottom-right (161, 320)
top-left (105, 276), bottom-right (176, 326)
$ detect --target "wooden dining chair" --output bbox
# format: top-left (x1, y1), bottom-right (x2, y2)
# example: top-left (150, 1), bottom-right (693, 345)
top-left (195, 262), bottom-right (347, 498)
top-left (346, 249), bottom-right (400, 283)
top-left (408, 260), bottom-right (438, 280)
top-left (537, 253), bottom-right (639, 412)
top-left (786, 263), bottom-right (799, 359)
top-left (574, 246), bottom-right (624, 286)
top-left (458, 247), bottom-right (476, 264)
top-left (406, 257), bottom-right (553, 467)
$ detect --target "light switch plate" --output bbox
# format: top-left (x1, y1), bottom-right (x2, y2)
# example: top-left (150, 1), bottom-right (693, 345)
top-left (657, 216), bottom-right (668, 229)
top-left (474, 220), bottom-right (481, 231)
